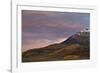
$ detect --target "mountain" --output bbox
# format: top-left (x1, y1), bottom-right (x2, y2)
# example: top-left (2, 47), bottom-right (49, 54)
top-left (22, 31), bottom-right (90, 62)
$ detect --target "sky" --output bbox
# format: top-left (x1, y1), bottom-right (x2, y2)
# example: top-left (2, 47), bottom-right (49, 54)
top-left (22, 10), bottom-right (90, 52)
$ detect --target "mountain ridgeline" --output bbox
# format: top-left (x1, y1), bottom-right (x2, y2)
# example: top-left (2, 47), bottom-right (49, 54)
top-left (22, 31), bottom-right (90, 62)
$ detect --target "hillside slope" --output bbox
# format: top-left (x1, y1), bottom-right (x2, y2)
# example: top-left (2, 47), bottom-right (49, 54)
top-left (22, 32), bottom-right (90, 62)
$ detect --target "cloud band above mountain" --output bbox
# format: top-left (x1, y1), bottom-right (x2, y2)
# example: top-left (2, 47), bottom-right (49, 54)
top-left (22, 10), bottom-right (90, 52)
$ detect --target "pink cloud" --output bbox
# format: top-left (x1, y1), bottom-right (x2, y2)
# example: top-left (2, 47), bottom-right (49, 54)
top-left (22, 37), bottom-right (67, 52)
top-left (45, 20), bottom-right (83, 30)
